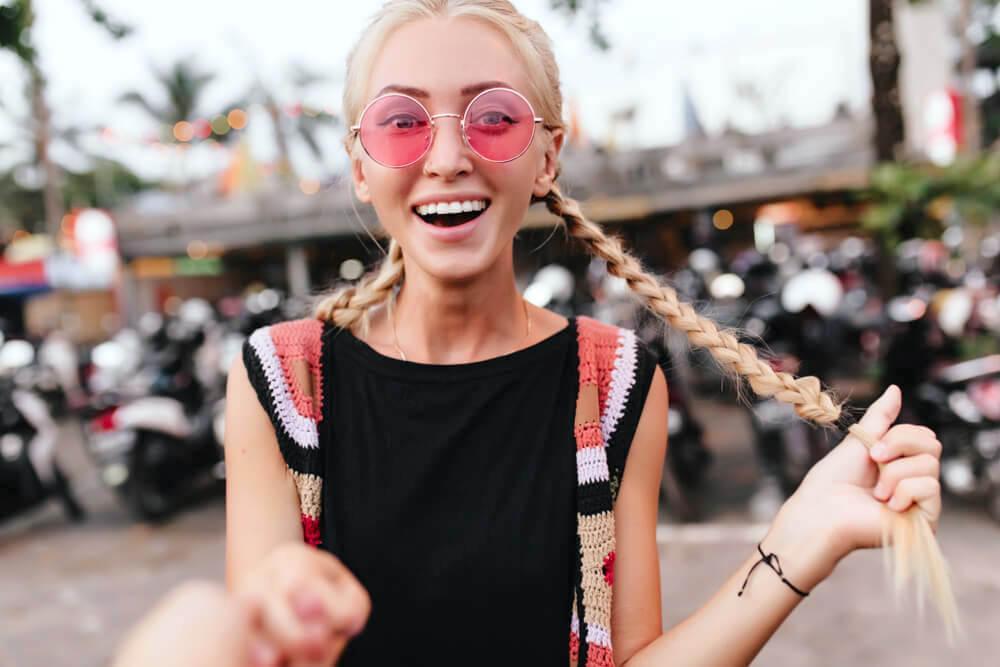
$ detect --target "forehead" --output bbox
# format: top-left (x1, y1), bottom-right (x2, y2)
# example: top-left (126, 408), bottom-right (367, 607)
top-left (366, 16), bottom-right (533, 105)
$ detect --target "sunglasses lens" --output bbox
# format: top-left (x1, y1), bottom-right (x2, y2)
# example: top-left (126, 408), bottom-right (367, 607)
top-left (359, 94), bottom-right (432, 167)
top-left (464, 89), bottom-right (536, 161)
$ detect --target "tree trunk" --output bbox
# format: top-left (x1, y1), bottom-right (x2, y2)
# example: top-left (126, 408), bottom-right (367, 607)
top-left (958, 0), bottom-right (982, 154)
top-left (869, 0), bottom-right (905, 299)
top-left (30, 65), bottom-right (64, 239)
top-left (869, 0), bottom-right (904, 162)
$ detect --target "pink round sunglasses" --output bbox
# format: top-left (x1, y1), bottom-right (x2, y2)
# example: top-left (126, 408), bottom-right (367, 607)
top-left (349, 87), bottom-right (546, 168)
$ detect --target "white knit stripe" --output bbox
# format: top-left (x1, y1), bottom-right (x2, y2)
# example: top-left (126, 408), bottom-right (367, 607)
top-left (249, 328), bottom-right (319, 450)
top-left (571, 609), bottom-right (580, 635)
top-left (600, 328), bottom-right (638, 445)
top-left (576, 445), bottom-right (610, 485)
top-left (586, 622), bottom-right (612, 648)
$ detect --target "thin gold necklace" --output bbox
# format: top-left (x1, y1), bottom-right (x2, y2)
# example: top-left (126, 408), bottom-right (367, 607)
top-left (389, 294), bottom-right (532, 362)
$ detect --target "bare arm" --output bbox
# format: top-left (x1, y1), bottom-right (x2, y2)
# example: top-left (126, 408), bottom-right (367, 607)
top-left (612, 365), bottom-right (840, 666)
top-left (223, 354), bottom-right (303, 590)
top-left (614, 379), bottom-right (944, 667)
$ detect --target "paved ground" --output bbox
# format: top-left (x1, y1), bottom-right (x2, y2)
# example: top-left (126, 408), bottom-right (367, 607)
top-left (2, 400), bottom-right (999, 666)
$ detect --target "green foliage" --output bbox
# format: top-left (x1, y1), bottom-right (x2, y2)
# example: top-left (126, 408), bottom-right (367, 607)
top-left (79, 0), bottom-right (132, 39)
top-left (862, 155), bottom-right (1000, 247)
top-left (0, 160), bottom-right (151, 233)
top-left (0, 0), bottom-right (35, 63)
top-left (549, 0), bottom-right (610, 50)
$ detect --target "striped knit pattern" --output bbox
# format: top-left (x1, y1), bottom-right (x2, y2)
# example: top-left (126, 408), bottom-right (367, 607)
top-left (243, 318), bottom-right (326, 546)
top-left (243, 316), bottom-right (642, 664)
top-left (570, 316), bottom-right (640, 667)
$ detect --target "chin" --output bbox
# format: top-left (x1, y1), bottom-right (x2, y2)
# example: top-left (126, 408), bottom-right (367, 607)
top-left (415, 250), bottom-right (497, 285)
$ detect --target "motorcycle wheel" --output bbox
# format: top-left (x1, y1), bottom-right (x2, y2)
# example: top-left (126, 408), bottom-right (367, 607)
top-left (126, 434), bottom-right (175, 521)
top-left (51, 464), bottom-right (85, 522)
top-left (987, 486), bottom-right (1000, 525)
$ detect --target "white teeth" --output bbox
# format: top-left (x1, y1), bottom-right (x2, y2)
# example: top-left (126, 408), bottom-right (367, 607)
top-left (415, 199), bottom-right (488, 216)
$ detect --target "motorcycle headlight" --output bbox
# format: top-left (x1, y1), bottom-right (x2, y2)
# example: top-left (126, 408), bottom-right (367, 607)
top-left (975, 430), bottom-right (1000, 459)
top-left (1, 433), bottom-right (24, 461)
top-left (948, 391), bottom-right (982, 424)
top-left (941, 458), bottom-right (976, 494)
top-left (668, 407), bottom-right (683, 436)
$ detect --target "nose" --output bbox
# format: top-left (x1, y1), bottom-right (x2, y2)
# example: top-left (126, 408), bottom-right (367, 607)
top-left (422, 115), bottom-right (473, 180)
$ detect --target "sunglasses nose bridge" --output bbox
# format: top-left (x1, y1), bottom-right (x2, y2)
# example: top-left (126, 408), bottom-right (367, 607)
top-left (426, 112), bottom-right (471, 153)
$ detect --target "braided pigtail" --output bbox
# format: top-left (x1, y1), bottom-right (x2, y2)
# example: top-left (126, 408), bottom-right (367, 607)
top-left (313, 238), bottom-right (405, 337)
top-left (543, 185), bottom-right (842, 426)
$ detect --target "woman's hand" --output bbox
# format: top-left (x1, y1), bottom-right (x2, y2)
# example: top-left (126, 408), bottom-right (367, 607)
top-left (767, 385), bottom-right (943, 587)
top-left (236, 542), bottom-right (371, 667)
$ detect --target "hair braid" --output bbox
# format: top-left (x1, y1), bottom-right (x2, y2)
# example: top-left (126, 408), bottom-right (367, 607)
top-left (543, 186), bottom-right (842, 425)
top-left (313, 238), bottom-right (405, 336)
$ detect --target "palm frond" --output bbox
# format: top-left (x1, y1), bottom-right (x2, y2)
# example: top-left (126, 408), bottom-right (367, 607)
top-left (119, 91), bottom-right (165, 122)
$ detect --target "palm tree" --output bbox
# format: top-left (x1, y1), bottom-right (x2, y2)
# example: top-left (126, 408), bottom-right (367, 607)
top-left (0, 0), bottom-right (131, 237)
top-left (230, 61), bottom-right (341, 182)
top-left (869, 0), bottom-right (905, 161)
top-left (119, 58), bottom-right (219, 135)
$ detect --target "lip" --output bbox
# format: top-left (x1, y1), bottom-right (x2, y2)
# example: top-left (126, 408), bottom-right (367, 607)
top-left (412, 207), bottom-right (485, 243)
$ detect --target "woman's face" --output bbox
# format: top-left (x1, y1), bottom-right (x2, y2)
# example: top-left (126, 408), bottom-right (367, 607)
top-left (352, 17), bottom-right (563, 284)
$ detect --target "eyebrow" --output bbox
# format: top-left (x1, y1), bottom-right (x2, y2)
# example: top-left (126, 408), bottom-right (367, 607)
top-left (374, 80), bottom-right (513, 99)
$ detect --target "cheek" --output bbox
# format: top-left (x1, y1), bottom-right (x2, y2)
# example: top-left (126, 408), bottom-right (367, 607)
top-left (364, 167), bottom-right (419, 229)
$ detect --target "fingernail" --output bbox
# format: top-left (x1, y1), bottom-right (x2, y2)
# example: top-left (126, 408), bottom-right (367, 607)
top-left (872, 485), bottom-right (887, 501)
top-left (250, 640), bottom-right (278, 666)
top-left (870, 443), bottom-right (887, 459)
top-left (293, 591), bottom-right (324, 619)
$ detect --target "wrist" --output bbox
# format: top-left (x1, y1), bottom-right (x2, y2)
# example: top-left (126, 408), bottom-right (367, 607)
top-left (763, 494), bottom-right (844, 592)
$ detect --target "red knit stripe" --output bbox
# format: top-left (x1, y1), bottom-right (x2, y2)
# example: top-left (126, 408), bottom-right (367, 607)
top-left (574, 421), bottom-right (603, 450)
top-left (577, 317), bottom-right (622, 418)
top-left (301, 514), bottom-right (321, 546)
top-left (585, 643), bottom-right (614, 667)
top-left (569, 631), bottom-right (580, 664)
top-left (269, 319), bottom-right (325, 422)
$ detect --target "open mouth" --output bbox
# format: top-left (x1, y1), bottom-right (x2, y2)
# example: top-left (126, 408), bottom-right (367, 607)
top-left (413, 199), bottom-right (491, 227)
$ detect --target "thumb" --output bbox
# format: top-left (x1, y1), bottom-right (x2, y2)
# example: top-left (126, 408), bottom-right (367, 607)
top-left (855, 384), bottom-right (902, 442)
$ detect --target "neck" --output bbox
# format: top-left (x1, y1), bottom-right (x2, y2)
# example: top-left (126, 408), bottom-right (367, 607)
top-left (391, 257), bottom-right (529, 364)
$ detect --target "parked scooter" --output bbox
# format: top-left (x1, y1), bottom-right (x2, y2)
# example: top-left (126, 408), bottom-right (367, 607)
top-left (884, 291), bottom-right (1000, 523)
top-left (743, 269), bottom-right (844, 516)
top-left (0, 338), bottom-right (84, 524)
top-left (81, 300), bottom-right (225, 520)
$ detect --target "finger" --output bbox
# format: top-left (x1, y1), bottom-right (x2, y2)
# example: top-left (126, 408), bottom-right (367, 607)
top-left (294, 576), bottom-right (371, 638)
top-left (872, 454), bottom-right (940, 501)
top-left (887, 476), bottom-right (942, 522)
top-left (257, 591), bottom-right (322, 660)
top-left (854, 385), bottom-right (903, 444)
top-left (870, 424), bottom-right (942, 462)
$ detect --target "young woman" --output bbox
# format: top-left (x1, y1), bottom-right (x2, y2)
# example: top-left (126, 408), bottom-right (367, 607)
top-left (222, 2), bottom-right (944, 665)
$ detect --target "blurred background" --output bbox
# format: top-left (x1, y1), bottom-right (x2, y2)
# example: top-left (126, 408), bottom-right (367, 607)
top-left (1, 0), bottom-right (999, 665)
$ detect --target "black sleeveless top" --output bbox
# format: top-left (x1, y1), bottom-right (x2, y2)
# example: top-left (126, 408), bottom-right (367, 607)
top-left (315, 318), bottom-right (658, 665)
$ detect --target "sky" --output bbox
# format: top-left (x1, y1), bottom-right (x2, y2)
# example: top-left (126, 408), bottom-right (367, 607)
top-left (0, 0), bottom-right (870, 181)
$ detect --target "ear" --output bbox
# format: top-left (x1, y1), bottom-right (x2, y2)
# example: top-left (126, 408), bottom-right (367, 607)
top-left (351, 155), bottom-right (372, 204)
top-left (532, 127), bottom-right (564, 199)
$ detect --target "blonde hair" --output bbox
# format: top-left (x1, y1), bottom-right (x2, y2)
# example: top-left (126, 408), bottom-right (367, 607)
top-left (313, 0), bottom-right (957, 634)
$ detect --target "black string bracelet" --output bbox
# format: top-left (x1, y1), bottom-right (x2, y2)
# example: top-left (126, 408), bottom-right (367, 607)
top-left (737, 543), bottom-right (810, 598)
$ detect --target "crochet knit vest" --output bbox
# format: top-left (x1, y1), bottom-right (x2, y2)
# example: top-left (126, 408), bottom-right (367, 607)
top-left (244, 315), bottom-right (641, 667)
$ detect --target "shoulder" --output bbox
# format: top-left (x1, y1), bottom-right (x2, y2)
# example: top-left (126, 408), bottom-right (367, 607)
top-left (574, 315), bottom-right (659, 403)
top-left (244, 318), bottom-right (326, 363)
top-left (575, 316), bottom-right (662, 484)
top-left (241, 317), bottom-right (328, 442)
